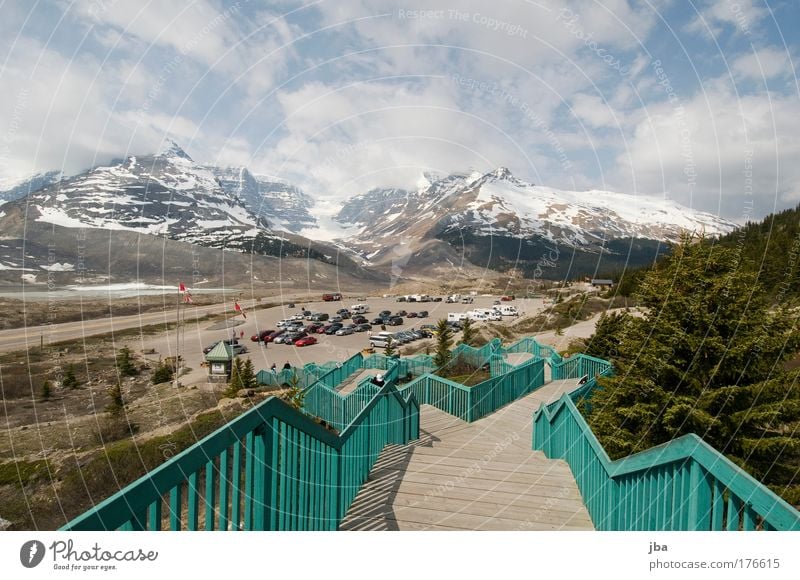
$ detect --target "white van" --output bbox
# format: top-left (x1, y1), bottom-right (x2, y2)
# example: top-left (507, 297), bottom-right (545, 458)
top-left (499, 305), bottom-right (519, 316)
top-left (461, 296), bottom-right (474, 304)
top-left (370, 331), bottom-right (397, 348)
top-left (447, 312), bottom-right (468, 322)
top-left (351, 303), bottom-right (370, 314)
top-left (467, 311), bottom-right (488, 322)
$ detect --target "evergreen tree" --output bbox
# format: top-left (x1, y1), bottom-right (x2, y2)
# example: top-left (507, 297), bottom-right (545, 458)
top-left (41, 379), bottom-right (52, 400)
top-left (106, 382), bottom-right (124, 415)
top-left (225, 358), bottom-right (245, 398)
top-left (116, 347), bottom-right (138, 377)
top-left (433, 319), bottom-right (453, 370)
top-left (384, 336), bottom-right (396, 358)
top-left (584, 311), bottom-right (634, 361)
top-left (282, 373), bottom-right (306, 411)
top-left (585, 235), bottom-right (800, 500)
top-left (62, 364), bottom-right (80, 389)
top-left (151, 358), bottom-right (174, 384)
top-left (459, 318), bottom-right (477, 346)
top-left (241, 358), bottom-right (257, 389)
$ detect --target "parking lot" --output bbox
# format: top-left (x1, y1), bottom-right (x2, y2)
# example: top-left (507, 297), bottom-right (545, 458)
top-left (141, 294), bottom-right (546, 387)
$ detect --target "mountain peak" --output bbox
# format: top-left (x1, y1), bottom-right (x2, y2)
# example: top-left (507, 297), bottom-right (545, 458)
top-left (158, 139), bottom-right (192, 161)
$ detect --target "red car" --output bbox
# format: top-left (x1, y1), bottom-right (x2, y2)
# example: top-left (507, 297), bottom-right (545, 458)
top-left (251, 329), bottom-right (275, 342)
top-left (295, 336), bottom-right (318, 347)
top-left (264, 330), bottom-right (285, 342)
top-left (316, 324), bottom-right (332, 334)
top-left (407, 312), bottom-right (418, 318)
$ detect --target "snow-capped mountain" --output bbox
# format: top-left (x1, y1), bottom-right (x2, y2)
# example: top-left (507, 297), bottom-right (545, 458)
top-left (19, 141), bottom-right (270, 249)
top-left (333, 167), bottom-right (736, 250)
top-left (0, 170), bottom-right (63, 204)
top-left (207, 166), bottom-right (317, 233)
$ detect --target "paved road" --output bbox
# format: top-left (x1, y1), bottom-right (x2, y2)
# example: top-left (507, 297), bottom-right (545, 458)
top-left (0, 299), bottom-right (260, 354)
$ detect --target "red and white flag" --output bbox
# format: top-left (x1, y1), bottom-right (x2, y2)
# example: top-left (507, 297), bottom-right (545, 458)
top-left (234, 301), bottom-right (246, 319)
top-left (179, 282), bottom-right (193, 303)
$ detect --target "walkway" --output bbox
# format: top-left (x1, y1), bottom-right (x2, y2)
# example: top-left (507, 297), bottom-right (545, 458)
top-left (340, 379), bottom-right (594, 530)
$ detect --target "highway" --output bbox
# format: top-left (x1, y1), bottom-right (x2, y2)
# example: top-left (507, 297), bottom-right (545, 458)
top-left (0, 299), bottom-right (260, 354)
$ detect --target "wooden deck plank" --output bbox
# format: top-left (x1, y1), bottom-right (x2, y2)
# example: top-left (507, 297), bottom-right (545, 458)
top-left (340, 380), bottom-right (594, 531)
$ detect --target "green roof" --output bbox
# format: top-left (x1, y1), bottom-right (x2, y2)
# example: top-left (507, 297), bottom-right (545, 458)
top-left (205, 342), bottom-right (234, 362)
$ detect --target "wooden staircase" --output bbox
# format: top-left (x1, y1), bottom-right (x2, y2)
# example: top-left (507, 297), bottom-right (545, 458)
top-left (340, 380), bottom-right (594, 530)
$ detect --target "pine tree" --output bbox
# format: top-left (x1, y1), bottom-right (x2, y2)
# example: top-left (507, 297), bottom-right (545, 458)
top-left (41, 379), bottom-right (52, 400)
top-left (584, 311), bottom-right (633, 361)
top-left (151, 358), bottom-right (174, 384)
top-left (106, 382), bottom-right (124, 415)
top-left (62, 364), bottom-right (80, 389)
top-left (433, 319), bottom-right (453, 370)
top-left (116, 347), bottom-right (138, 377)
top-left (282, 372), bottom-right (306, 411)
top-left (225, 358), bottom-right (245, 398)
top-left (585, 234), bottom-right (800, 502)
top-left (384, 337), bottom-right (396, 358)
top-left (459, 318), bottom-right (477, 346)
top-left (241, 358), bottom-right (257, 389)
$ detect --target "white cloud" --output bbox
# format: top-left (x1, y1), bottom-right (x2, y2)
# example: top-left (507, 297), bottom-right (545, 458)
top-left (611, 84), bottom-right (800, 217)
top-left (571, 93), bottom-right (619, 129)
top-left (732, 46), bottom-right (792, 80)
top-left (685, 0), bottom-right (768, 38)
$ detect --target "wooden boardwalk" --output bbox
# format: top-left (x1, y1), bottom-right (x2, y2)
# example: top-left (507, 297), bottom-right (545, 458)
top-left (340, 379), bottom-right (594, 531)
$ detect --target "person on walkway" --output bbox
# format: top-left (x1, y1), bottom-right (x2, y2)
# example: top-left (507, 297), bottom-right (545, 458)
top-left (371, 374), bottom-right (385, 387)
top-left (270, 363), bottom-right (277, 372)
top-left (283, 362), bottom-right (292, 370)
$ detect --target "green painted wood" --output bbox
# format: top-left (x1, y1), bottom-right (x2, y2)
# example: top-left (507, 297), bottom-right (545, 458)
top-left (711, 480), bottom-right (724, 531)
top-left (169, 485), bottom-right (181, 531)
top-left (219, 449), bottom-right (229, 531)
top-left (231, 440), bottom-right (242, 531)
top-left (727, 495), bottom-right (742, 531)
top-left (204, 460), bottom-right (215, 531)
top-left (187, 472), bottom-right (199, 531)
top-left (147, 500), bottom-right (161, 531)
top-left (243, 431), bottom-right (254, 530)
top-left (533, 392), bottom-right (800, 531)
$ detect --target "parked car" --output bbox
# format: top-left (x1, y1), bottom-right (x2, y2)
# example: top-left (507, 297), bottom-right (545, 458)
top-left (325, 323), bottom-right (344, 335)
top-left (417, 329), bottom-right (433, 338)
top-left (288, 303), bottom-right (295, 308)
top-left (304, 323), bottom-right (324, 333)
top-left (387, 316), bottom-right (403, 326)
top-left (330, 315), bottom-right (342, 323)
top-left (407, 312), bottom-right (418, 318)
top-left (295, 336), bottom-right (318, 347)
top-left (379, 310), bottom-right (392, 318)
top-left (265, 330), bottom-right (286, 342)
top-left (371, 317), bottom-right (385, 325)
top-left (396, 310), bottom-right (407, 317)
top-left (352, 315), bottom-right (367, 324)
top-left (250, 329), bottom-right (275, 342)
top-left (420, 324), bottom-right (437, 331)
top-left (433, 297), bottom-right (443, 302)
top-left (280, 331), bottom-right (306, 344)
top-left (231, 343), bottom-right (248, 355)
top-left (203, 339), bottom-right (244, 354)
top-left (335, 327), bottom-right (354, 336)
top-left (291, 313), bottom-right (305, 321)
top-left (311, 313), bottom-right (329, 322)
top-left (396, 296), bottom-right (407, 302)
top-left (417, 310), bottom-right (428, 318)
top-left (355, 323), bottom-right (372, 332)
top-left (317, 324), bottom-right (333, 334)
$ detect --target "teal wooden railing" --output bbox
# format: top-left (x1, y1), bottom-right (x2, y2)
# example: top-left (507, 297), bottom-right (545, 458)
top-left (398, 356), bottom-right (545, 422)
top-left (533, 393), bottom-right (800, 531)
top-left (61, 383), bottom-right (419, 531)
top-left (550, 353), bottom-right (611, 381)
top-left (303, 361), bottom-right (402, 432)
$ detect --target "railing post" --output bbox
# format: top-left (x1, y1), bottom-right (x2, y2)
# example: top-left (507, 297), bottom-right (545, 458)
top-left (253, 418), bottom-right (274, 530)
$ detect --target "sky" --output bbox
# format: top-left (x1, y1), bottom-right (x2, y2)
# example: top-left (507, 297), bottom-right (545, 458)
top-left (0, 0), bottom-right (798, 220)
